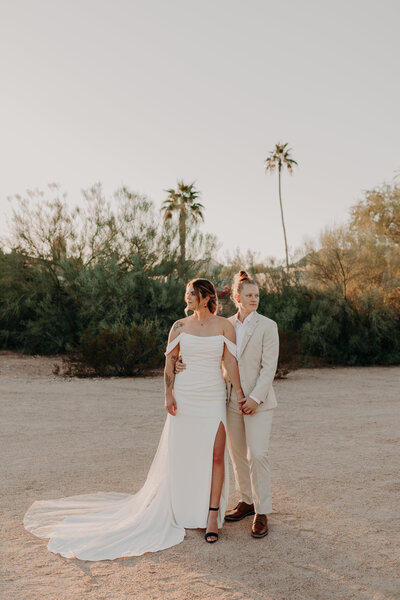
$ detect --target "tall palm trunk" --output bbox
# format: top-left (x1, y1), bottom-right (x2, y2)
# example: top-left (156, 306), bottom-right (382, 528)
top-left (178, 205), bottom-right (186, 278)
top-left (265, 143), bottom-right (297, 272)
top-left (278, 165), bottom-right (289, 271)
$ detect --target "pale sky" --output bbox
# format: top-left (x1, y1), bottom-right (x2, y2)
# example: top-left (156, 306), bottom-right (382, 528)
top-left (0, 0), bottom-right (399, 263)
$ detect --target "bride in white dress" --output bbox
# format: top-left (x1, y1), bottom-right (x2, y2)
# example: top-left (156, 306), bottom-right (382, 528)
top-left (23, 279), bottom-right (244, 560)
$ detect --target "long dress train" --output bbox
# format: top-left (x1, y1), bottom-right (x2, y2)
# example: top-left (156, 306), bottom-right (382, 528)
top-left (23, 333), bottom-right (236, 560)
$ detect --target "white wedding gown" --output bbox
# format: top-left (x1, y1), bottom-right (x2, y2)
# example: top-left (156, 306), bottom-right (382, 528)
top-left (23, 332), bottom-right (236, 560)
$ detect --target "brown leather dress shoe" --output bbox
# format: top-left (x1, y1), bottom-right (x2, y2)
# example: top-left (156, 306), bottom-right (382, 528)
top-left (251, 514), bottom-right (269, 538)
top-left (225, 501), bottom-right (255, 522)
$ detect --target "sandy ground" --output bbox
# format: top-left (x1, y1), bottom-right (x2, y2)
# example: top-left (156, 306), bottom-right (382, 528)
top-left (0, 352), bottom-right (399, 600)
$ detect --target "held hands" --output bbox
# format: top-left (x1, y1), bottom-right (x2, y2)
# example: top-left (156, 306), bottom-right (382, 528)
top-left (164, 395), bottom-right (177, 416)
top-left (238, 397), bottom-right (259, 415)
top-left (234, 389), bottom-right (257, 415)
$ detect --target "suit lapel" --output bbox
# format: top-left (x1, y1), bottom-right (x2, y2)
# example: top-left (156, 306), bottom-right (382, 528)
top-left (238, 312), bottom-right (260, 358)
top-left (225, 314), bottom-right (238, 398)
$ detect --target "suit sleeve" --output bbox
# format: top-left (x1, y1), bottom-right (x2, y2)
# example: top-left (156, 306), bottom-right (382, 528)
top-left (249, 322), bottom-right (279, 402)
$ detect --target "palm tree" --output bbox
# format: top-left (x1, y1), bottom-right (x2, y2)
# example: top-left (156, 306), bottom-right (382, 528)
top-left (162, 180), bottom-right (204, 277)
top-left (265, 142), bottom-right (298, 271)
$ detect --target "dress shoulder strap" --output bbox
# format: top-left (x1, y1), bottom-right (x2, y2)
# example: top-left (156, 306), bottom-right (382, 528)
top-left (164, 333), bottom-right (182, 356)
top-left (222, 336), bottom-right (237, 357)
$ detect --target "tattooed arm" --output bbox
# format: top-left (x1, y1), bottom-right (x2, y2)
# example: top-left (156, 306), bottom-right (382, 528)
top-left (164, 320), bottom-right (184, 416)
top-left (164, 355), bottom-right (178, 416)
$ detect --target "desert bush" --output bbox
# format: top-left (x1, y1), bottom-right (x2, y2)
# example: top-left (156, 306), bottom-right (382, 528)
top-left (0, 250), bottom-right (79, 353)
top-left (72, 263), bottom-right (186, 341)
top-left (301, 297), bottom-right (400, 365)
top-left (65, 321), bottom-right (164, 376)
top-left (258, 282), bottom-right (400, 366)
top-left (0, 251), bottom-right (186, 355)
top-left (1, 180), bottom-right (399, 371)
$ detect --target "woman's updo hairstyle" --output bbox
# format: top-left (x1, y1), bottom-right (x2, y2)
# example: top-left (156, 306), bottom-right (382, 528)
top-left (185, 278), bottom-right (218, 315)
top-left (231, 270), bottom-right (258, 307)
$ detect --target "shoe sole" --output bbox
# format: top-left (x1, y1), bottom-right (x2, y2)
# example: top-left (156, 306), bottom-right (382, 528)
top-left (225, 511), bottom-right (255, 522)
top-left (251, 530), bottom-right (269, 538)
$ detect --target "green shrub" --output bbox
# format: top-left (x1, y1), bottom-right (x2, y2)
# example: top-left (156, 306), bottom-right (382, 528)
top-left (0, 251), bottom-right (79, 354)
top-left (65, 321), bottom-right (164, 377)
top-left (258, 283), bottom-right (400, 366)
top-left (0, 249), bottom-right (186, 356)
top-left (1, 248), bottom-right (399, 371)
top-left (72, 263), bottom-right (186, 343)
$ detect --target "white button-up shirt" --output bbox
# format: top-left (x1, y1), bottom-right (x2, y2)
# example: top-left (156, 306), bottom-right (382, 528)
top-left (235, 312), bottom-right (261, 404)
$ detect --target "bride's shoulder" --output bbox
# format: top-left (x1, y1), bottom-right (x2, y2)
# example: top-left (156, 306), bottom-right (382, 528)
top-left (168, 317), bottom-right (189, 341)
top-left (217, 316), bottom-right (235, 339)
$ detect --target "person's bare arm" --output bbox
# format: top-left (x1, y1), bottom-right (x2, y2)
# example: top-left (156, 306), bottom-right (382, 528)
top-left (164, 322), bottom-right (184, 415)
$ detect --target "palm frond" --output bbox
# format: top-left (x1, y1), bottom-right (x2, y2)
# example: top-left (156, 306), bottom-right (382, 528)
top-left (161, 180), bottom-right (204, 224)
top-left (162, 210), bottom-right (173, 222)
top-left (265, 142), bottom-right (298, 174)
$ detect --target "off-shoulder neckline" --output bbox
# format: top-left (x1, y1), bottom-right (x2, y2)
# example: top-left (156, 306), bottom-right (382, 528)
top-left (165, 331), bottom-right (236, 356)
top-left (179, 332), bottom-right (224, 339)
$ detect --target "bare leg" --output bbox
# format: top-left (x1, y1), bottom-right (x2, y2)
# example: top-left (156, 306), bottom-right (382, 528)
top-left (206, 422), bottom-right (226, 541)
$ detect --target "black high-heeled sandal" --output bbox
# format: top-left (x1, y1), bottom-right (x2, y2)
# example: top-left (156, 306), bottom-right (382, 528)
top-left (205, 507), bottom-right (219, 543)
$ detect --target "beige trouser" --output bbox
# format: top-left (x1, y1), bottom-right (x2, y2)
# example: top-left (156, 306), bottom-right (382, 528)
top-left (227, 391), bottom-right (273, 515)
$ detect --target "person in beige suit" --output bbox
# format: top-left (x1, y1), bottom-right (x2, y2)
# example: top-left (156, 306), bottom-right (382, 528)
top-left (224, 270), bottom-right (279, 538)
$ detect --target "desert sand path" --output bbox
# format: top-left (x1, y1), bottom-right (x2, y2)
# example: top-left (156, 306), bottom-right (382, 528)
top-left (1, 354), bottom-right (399, 600)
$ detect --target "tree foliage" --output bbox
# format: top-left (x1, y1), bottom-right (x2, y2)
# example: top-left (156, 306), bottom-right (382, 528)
top-left (161, 180), bottom-right (205, 277)
top-left (0, 180), bottom-right (399, 372)
top-left (305, 184), bottom-right (400, 309)
top-left (350, 183), bottom-right (400, 246)
top-left (0, 184), bottom-right (208, 365)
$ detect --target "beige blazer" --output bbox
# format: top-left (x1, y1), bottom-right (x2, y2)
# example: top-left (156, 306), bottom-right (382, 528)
top-left (227, 312), bottom-right (279, 411)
